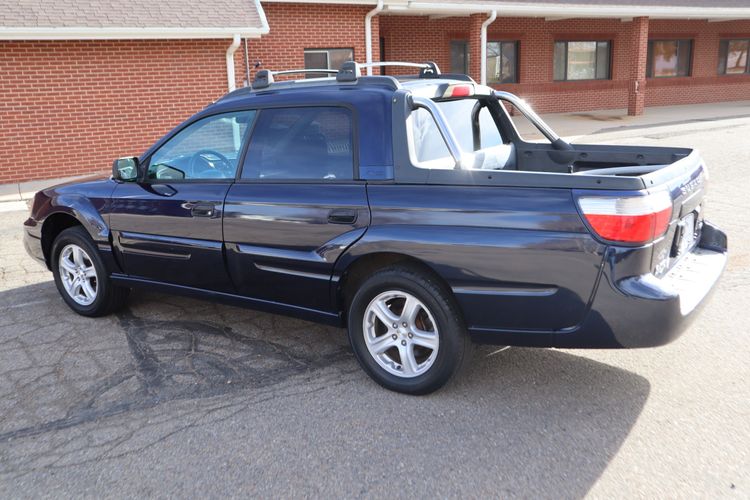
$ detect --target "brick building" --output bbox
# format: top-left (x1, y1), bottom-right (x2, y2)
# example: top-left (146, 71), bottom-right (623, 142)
top-left (1, 0), bottom-right (749, 185)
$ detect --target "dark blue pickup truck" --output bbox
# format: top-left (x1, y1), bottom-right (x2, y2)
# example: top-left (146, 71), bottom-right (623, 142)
top-left (23, 61), bottom-right (727, 394)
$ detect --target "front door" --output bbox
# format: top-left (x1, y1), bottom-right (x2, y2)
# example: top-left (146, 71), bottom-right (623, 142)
top-left (223, 106), bottom-right (369, 312)
top-left (110, 110), bottom-right (256, 292)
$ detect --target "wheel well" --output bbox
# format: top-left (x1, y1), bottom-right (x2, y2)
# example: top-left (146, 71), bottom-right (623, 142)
top-left (41, 213), bottom-right (82, 265)
top-left (337, 252), bottom-right (455, 316)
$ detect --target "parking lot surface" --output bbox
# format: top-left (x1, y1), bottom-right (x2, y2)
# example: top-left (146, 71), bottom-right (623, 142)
top-left (1, 120), bottom-right (748, 498)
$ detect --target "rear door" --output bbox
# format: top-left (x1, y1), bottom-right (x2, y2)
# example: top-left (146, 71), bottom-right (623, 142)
top-left (110, 110), bottom-right (256, 292)
top-left (223, 105), bottom-right (369, 312)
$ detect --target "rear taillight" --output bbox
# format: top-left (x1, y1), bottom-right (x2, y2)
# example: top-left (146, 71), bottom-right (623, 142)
top-left (578, 192), bottom-right (673, 244)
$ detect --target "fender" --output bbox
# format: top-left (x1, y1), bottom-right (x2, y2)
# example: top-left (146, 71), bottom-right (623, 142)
top-left (45, 193), bottom-right (110, 244)
top-left (26, 177), bottom-right (119, 269)
top-left (333, 224), bottom-right (605, 333)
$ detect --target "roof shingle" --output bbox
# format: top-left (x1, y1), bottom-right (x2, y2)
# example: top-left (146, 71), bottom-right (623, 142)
top-left (0, 0), bottom-right (264, 30)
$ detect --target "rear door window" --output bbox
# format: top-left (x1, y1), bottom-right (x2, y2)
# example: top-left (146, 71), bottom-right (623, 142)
top-left (241, 106), bottom-right (355, 180)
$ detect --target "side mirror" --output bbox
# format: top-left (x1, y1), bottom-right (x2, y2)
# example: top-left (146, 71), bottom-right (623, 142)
top-left (112, 157), bottom-right (139, 182)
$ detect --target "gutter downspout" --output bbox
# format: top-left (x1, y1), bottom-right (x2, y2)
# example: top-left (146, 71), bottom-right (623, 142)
top-left (365, 0), bottom-right (384, 76)
top-left (226, 33), bottom-right (242, 92)
top-left (480, 10), bottom-right (497, 85)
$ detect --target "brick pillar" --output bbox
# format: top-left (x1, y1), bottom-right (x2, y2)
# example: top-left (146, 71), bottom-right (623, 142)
top-left (627, 16), bottom-right (649, 116)
top-left (468, 14), bottom-right (486, 83)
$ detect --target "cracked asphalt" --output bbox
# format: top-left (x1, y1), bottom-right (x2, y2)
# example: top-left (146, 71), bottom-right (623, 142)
top-left (1, 120), bottom-right (749, 498)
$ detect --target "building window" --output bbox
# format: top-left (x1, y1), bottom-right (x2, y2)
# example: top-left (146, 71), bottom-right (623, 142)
top-left (303, 48), bottom-right (354, 78)
top-left (450, 40), bottom-right (469, 74)
top-left (486, 41), bottom-right (519, 83)
top-left (719, 39), bottom-right (750, 75)
top-left (647, 40), bottom-right (692, 78)
top-left (554, 41), bottom-right (611, 81)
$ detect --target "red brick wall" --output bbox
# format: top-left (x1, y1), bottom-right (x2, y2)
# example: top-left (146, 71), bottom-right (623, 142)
top-left (0, 4), bottom-right (379, 185)
top-left (646, 19), bottom-right (750, 107)
top-left (1, 5), bottom-right (749, 185)
top-left (0, 39), bottom-right (242, 184)
top-left (381, 15), bottom-right (750, 114)
top-left (248, 3), bottom-right (379, 80)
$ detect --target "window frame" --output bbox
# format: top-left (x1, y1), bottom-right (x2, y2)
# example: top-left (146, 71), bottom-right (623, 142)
top-left (141, 110), bottom-right (259, 184)
top-left (486, 40), bottom-right (520, 84)
top-left (237, 103), bottom-right (361, 184)
top-left (718, 38), bottom-right (750, 76)
top-left (553, 40), bottom-right (612, 82)
top-left (450, 39), bottom-right (470, 75)
top-left (303, 47), bottom-right (355, 78)
top-left (646, 39), bottom-right (694, 79)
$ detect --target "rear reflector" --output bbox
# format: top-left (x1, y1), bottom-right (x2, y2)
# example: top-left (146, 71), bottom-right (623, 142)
top-left (578, 192), bottom-right (673, 244)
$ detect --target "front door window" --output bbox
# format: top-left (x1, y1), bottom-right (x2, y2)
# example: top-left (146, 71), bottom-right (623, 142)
top-left (147, 111), bottom-right (256, 181)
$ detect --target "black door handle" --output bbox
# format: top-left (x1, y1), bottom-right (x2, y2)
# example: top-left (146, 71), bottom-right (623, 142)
top-left (327, 208), bottom-right (357, 224)
top-left (191, 203), bottom-right (215, 218)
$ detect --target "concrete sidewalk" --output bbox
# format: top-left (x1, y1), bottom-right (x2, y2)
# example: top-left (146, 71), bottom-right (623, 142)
top-left (513, 99), bottom-right (750, 141)
top-left (2, 100), bottom-right (749, 206)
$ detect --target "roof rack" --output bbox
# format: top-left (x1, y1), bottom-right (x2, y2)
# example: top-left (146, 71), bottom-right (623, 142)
top-left (251, 68), bottom-right (338, 90)
top-left (337, 61), bottom-right (441, 82)
top-left (251, 60), bottom-right (444, 90)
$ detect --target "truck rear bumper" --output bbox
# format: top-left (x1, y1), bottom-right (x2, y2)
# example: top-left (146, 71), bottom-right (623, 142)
top-left (470, 221), bottom-right (727, 348)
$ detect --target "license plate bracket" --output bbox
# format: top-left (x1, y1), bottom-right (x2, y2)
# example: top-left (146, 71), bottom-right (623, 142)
top-left (672, 213), bottom-right (697, 258)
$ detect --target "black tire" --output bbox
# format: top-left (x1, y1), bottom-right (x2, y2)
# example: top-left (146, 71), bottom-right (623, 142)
top-left (347, 265), bottom-right (472, 395)
top-left (51, 226), bottom-right (129, 317)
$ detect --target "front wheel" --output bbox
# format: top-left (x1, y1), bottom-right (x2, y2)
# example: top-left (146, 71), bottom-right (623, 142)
top-left (51, 226), bottom-right (129, 317)
top-left (347, 266), bottom-right (471, 395)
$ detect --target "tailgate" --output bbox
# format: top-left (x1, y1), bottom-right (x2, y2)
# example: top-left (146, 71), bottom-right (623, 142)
top-left (641, 150), bottom-right (708, 276)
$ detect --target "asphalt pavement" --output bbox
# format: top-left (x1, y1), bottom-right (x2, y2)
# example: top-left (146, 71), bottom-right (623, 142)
top-left (0, 118), bottom-right (748, 498)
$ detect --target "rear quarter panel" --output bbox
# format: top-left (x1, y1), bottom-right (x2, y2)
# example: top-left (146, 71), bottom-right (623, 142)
top-left (342, 184), bottom-right (607, 333)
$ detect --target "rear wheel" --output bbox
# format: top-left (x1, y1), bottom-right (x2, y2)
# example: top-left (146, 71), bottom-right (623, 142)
top-left (51, 226), bottom-right (129, 317)
top-left (347, 266), bottom-right (471, 394)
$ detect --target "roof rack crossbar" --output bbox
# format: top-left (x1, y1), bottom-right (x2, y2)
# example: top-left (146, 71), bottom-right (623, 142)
top-left (252, 68), bottom-right (337, 89)
top-left (272, 69), bottom-right (338, 76)
top-left (358, 61), bottom-right (430, 69)
top-left (337, 60), bottom-right (441, 82)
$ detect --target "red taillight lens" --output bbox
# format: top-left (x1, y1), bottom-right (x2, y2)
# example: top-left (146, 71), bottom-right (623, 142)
top-left (442, 84), bottom-right (474, 98)
top-left (578, 192), bottom-right (673, 244)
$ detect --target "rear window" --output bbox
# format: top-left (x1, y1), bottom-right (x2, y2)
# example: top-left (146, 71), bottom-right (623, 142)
top-left (409, 98), bottom-right (508, 170)
top-left (241, 106), bottom-right (354, 180)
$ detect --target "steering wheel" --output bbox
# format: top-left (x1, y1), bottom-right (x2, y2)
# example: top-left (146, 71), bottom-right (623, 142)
top-left (189, 149), bottom-right (233, 178)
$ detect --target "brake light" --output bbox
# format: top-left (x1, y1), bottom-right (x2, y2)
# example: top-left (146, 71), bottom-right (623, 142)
top-left (443, 84), bottom-right (473, 98)
top-left (578, 192), bottom-right (673, 244)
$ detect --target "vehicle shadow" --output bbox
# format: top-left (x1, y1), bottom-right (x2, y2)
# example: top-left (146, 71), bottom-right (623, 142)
top-left (0, 282), bottom-right (649, 497)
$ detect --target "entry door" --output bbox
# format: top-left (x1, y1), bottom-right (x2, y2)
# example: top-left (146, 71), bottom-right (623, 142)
top-left (223, 106), bottom-right (369, 312)
top-left (109, 110), bottom-right (256, 292)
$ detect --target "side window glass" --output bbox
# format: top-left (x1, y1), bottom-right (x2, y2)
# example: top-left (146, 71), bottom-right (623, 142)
top-left (147, 111), bottom-right (255, 181)
top-left (242, 107), bottom-right (354, 180)
top-left (409, 107), bottom-right (452, 169)
top-left (479, 107), bottom-right (503, 148)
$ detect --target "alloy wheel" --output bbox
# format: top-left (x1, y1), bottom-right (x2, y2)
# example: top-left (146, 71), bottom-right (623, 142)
top-left (362, 290), bottom-right (439, 378)
top-left (58, 244), bottom-right (98, 306)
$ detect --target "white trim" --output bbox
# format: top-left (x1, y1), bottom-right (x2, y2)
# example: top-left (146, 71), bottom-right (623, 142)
top-left (0, 26), bottom-right (269, 40)
top-left (407, 2), bottom-right (750, 20)
top-left (262, 0), bottom-right (750, 20)
top-left (480, 10), bottom-right (496, 86)
top-left (227, 34), bottom-right (242, 92)
top-left (365, 0), bottom-right (384, 75)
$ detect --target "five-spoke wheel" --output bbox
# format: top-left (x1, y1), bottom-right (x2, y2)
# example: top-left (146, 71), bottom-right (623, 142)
top-left (363, 291), bottom-right (439, 378)
top-left (51, 226), bottom-right (129, 317)
top-left (348, 265), bottom-right (472, 394)
top-left (58, 244), bottom-right (98, 305)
